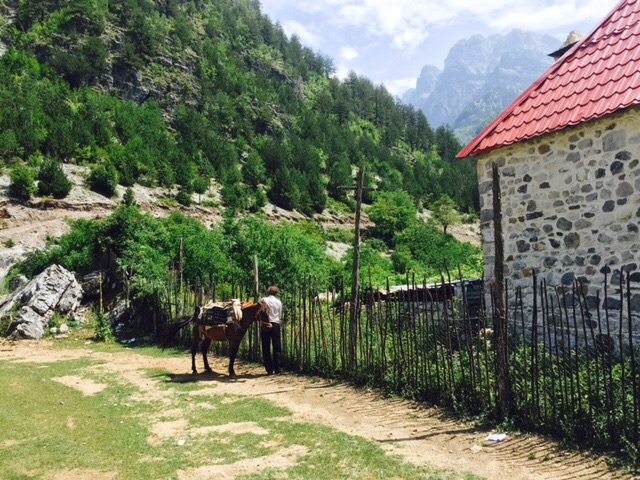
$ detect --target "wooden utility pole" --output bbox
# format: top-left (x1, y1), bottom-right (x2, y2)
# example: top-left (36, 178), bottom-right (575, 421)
top-left (338, 166), bottom-right (374, 371)
top-left (492, 162), bottom-right (514, 417)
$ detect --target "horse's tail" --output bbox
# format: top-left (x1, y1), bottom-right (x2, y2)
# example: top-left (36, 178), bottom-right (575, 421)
top-left (162, 306), bottom-right (201, 350)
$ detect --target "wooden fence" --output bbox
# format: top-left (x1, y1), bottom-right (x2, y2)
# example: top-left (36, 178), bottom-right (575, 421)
top-left (224, 272), bottom-right (640, 465)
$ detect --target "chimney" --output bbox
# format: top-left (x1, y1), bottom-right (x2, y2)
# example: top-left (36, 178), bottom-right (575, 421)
top-left (549, 31), bottom-right (584, 61)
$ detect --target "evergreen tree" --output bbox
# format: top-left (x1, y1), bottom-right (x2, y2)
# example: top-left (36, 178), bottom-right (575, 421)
top-left (176, 184), bottom-right (193, 206)
top-left (122, 187), bottom-right (136, 206)
top-left (37, 158), bottom-right (72, 198)
top-left (192, 176), bottom-right (209, 204)
top-left (269, 166), bottom-right (297, 210)
top-left (327, 153), bottom-right (351, 201)
top-left (9, 164), bottom-right (37, 200)
top-left (242, 150), bottom-right (266, 188)
top-left (87, 163), bottom-right (118, 197)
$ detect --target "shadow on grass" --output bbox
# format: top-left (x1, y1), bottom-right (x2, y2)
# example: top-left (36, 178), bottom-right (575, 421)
top-left (165, 370), bottom-right (265, 384)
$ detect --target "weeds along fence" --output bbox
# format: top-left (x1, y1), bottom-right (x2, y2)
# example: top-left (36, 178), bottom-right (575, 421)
top-left (224, 272), bottom-right (640, 465)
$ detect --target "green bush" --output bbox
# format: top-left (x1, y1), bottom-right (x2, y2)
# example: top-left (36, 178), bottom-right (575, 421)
top-left (393, 220), bottom-right (483, 280)
top-left (192, 176), bottom-right (209, 203)
top-left (367, 191), bottom-right (417, 246)
top-left (175, 186), bottom-right (193, 206)
top-left (87, 163), bottom-right (118, 197)
top-left (9, 164), bottom-right (37, 200)
top-left (93, 310), bottom-right (113, 342)
top-left (0, 130), bottom-right (22, 158)
top-left (0, 315), bottom-right (11, 338)
top-left (122, 187), bottom-right (136, 206)
top-left (249, 188), bottom-right (268, 212)
top-left (37, 159), bottom-right (72, 198)
top-left (322, 227), bottom-right (354, 244)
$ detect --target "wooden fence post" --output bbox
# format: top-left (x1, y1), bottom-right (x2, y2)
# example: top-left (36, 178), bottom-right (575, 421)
top-left (492, 162), bottom-right (515, 417)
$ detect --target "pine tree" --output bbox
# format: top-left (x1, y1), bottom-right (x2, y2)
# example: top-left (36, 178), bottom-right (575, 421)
top-left (9, 164), bottom-right (36, 200)
top-left (37, 158), bottom-right (72, 198)
top-left (122, 187), bottom-right (136, 206)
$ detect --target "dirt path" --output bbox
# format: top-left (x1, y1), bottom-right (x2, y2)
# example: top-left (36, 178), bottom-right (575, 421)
top-left (1, 340), bottom-right (633, 480)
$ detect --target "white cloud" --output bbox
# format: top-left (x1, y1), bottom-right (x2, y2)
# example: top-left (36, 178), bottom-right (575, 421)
top-left (486, 0), bottom-right (614, 31)
top-left (280, 19), bottom-right (324, 49)
top-left (383, 77), bottom-right (418, 97)
top-left (339, 46), bottom-right (360, 60)
top-left (333, 65), bottom-right (358, 81)
top-left (276, 0), bottom-right (616, 50)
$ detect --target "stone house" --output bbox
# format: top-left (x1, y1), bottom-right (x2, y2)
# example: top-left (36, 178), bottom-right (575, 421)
top-left (457, 0), bottom-right (640, 331)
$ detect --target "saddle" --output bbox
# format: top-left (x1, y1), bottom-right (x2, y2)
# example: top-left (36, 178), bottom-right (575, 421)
top-left (195, 299), bottom-right (243, 326)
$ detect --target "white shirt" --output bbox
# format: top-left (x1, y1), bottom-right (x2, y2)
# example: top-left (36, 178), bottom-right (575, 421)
top-left (261, 295), bottom-right (282, 324)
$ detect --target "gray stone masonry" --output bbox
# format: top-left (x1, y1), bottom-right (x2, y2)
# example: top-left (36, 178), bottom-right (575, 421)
top-left (476, 106), bottom-right (640, 342)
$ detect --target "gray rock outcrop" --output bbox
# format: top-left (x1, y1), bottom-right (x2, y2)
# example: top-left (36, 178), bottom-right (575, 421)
top-left (402, 29), bottom-right (559, 143)
top-left (0, 264), bottom-right (83, 340)
top-left (81, 270), bottom-right (109, 298)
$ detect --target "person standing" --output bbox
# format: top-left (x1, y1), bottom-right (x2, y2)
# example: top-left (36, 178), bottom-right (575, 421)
top-left (260, 286), bottom-right (283, 375)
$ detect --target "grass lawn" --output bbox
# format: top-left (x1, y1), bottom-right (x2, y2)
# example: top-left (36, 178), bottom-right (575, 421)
top-left (0, 332), bottom-right (483, 480)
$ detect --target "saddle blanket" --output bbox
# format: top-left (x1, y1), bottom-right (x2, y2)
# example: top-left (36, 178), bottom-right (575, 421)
top-left (196, 299), bottom-right (243, 326)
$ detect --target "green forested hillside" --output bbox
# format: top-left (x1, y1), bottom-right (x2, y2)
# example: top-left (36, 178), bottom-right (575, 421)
top-left (0, 0), bottom-right (478, 215)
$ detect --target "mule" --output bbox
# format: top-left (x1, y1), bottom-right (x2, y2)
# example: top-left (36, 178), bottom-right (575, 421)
top-left (164, 302), bottom-right (266, 378)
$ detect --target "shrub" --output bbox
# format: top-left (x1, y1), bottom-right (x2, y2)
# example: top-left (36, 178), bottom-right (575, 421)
top-left (366, 238), bottom-right (388, 252)
top-left (175, 186), bottom-right (193, 206)
top-left (9, 164), bottom-right (37, 200)
top-left (0, 315), bottom-right (11, 338)
top-left (87, 163), bottom-right (118, 197)
top-left (122, 187), bottom-right (136, 206)
top-left (37, 159), bottom-right (72, 198)
top-left (394, 220), bottom-right (483, 280)
top-left (367, 191), bottom-right (417, 246)
top-left (0, 130), bottom-right (22, 158)
top-left (391, 245), bottom-right (412, 274)
top-left (322, 227), bottom-right (353, 244)
top-left (93, 310), bottom-right (113, 342)
top-left (251, 188), bottom-right (268, 211)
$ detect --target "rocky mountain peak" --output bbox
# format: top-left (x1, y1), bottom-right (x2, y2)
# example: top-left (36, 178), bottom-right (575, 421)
top-left (403, 29), bottom-right (560, 143)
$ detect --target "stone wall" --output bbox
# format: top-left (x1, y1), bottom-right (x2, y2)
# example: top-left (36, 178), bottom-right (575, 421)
top-left (476, 106), bottom-right (640, 338)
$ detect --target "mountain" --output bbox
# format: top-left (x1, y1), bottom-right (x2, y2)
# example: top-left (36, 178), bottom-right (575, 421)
top-left (403, 29), bottom-right (560, 144)
top-left (0, 0), bottom-right (477, 219)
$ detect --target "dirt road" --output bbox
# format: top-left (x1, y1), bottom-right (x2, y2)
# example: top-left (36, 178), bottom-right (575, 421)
top-left (0, 339), bottom-right (632, 480)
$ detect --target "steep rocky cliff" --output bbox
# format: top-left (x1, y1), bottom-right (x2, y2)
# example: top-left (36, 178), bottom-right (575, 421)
top-left (403, 29), bottom-right (560, 143)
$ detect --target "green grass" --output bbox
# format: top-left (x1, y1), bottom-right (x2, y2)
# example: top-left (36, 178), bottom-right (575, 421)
top-left (0, 343), bottom-right (485, 480)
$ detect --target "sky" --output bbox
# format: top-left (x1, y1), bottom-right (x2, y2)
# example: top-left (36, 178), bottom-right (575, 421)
top-left (258, 0), bottom-right (619, 97)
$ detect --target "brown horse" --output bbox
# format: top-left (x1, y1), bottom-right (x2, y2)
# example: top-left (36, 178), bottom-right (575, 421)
top-left (164, 302), bottom-right (266, 378)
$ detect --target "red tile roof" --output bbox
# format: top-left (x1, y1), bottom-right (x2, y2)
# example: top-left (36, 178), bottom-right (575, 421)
top-left (458, 0), bottom-right (640, 159)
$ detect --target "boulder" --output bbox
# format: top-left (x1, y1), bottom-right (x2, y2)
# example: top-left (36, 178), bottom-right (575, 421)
top-left (81, 270), bottom-right (108, 298)
top-left (106, 299), bottom-right (131, 326)
top-left (2, 264), bottom-right (83, 340)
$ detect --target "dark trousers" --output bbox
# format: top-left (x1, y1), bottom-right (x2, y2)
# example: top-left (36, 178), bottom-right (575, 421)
top-left (260, 322), bottom-right (282, 374)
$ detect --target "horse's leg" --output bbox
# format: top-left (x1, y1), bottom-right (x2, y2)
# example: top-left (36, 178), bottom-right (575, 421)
top-left (191, 326), bottom-right (199, 374)
top-left (202, 338), bottom-right (213, 373)
top-left (228, 339), bottom-right (239, 378)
